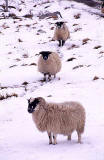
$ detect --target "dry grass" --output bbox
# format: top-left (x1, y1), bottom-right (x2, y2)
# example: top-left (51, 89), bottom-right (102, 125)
top-left (67, 57), bottom-right (76, 62)
top-left (9, 65), bottom-right (17, 68)
top-left (67, 44), bottom-right (79, 50)
top-left (93, 76), bottom-right (99, 81)
top-left (22, 54), bottom-right (28, 58)
top-left (29, 63), bottom-right (37, 66)
top-left (74, 13), bottom-right (81, 19)
top-left (18, 38), bottom-right (23, 42)
top-left (74, 27), bottom-right (82, 32)
top-left (82, 38), bottom-right (91, 45)
top-left (94, 45), bottom-right (102, 49)
top-left (73, 65), bottom-right (84, 70)
top-left (0, 93), bottom-right (18, 100)
top-left (22, 81), bottom-right (29, 85)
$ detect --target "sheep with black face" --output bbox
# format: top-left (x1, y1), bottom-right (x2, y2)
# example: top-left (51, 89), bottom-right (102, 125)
top-left (53, 21), bottom-right (70, 46)
top-left (101, 2), bottom-right (104, 13)
top-left (38, 51), bottom-right (61, 81)
top-left (28, 97), bottom-right (86, 145)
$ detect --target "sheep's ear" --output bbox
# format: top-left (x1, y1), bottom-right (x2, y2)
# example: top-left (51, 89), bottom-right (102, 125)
top-left (35, 53), bottom-right (40, 56)
top-left (39, 51), bottom-right (43, 55)
top-left (27, 99), bottom-right (30, 103)
top-left (55, 22), bottom-right (58, 26)
top-left (39, 51), bottom-right (51, 55)
top-left (47, 51), bottom-right (52, 55)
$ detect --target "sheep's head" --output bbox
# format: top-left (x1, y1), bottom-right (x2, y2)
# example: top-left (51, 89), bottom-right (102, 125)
top-left (102, 2), bottom-right (104, 8)
top-left (55, 21), bottom-right (64, 29)
top-left (39, 51), bottom-right (52, 60)
top-left (27, 97), bottom-right (46, 113)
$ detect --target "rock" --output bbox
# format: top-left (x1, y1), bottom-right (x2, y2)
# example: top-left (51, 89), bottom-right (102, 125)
top-left (38, 11), bottom-right (62, 19)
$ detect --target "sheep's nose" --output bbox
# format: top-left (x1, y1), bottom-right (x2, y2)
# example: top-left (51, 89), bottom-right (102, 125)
top-left (43, 56), bottom-right (48, 60)
top-left (58, 26), bottom-right (61, 28)
top-left (28, 108), bottom-right (33, 113)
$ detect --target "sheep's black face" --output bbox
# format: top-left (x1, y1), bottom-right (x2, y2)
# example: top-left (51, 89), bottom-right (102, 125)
top-left (56, 22), bottom-right (64, 28)
top-left (28, 98), bottom-right (39, 113)
top-left (102, 2), bottom-right (104, 8)
top-left (40, 51), bottom-right (51, 60)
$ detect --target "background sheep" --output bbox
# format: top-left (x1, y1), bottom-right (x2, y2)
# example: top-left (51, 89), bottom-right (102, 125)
top-left (28, 97), bottom-right (85, 145)
top-left (101, 2), bottom-right (104, 13)
top-left (38, 51), bottom-right (62, 81)
top-left (53, 21), bottom-right (70, 46)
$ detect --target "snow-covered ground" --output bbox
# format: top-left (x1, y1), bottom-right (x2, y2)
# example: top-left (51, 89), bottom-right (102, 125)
top-left (0, 0), bottom-right (104, 160)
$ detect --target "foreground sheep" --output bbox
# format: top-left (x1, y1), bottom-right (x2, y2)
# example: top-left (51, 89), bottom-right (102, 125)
top-left (53, 21), bottom-right (70, 46)
top-left (38, 51), bottom-right (62, 81)
top-left (28, 97), bottom-right (85, 145)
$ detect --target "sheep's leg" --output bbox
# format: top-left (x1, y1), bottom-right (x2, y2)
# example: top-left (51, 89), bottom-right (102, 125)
top-left (58, 40), bottom-right (61, 47)
top-left (67, 134), bottom-right (71, 141)
top-left (43, 73), bottom-right (47, 81)
top-left (62, 40), bottom-right (65, 46)
top-left (47, 132), bottom-right (52, 144)
top-left (77, 131), bottom-right (81, 143)
top-left (53, 134), bottom-right (57, 145)
top-left (54, 75), bottom-right (56, 79)
top-left (48, 74), bottom-right (51, 81)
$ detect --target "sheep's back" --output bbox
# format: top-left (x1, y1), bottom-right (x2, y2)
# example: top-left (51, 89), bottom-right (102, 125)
top-left (53, 25), bottom-right (70, 41)
top-left (46, 101), bottom-right (85, 135)
top-left (38, 52), bottom-right (61, 75)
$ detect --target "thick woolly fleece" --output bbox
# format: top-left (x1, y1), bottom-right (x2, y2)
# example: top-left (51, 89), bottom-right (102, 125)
top-left (38, 52), bottom-right (62, 76)
top-left (32, 97), bottom-right (85, 136)
top-left (53, 23), bottom-right (70, 41)
top-left (101, 7), bottom-right (104, 13)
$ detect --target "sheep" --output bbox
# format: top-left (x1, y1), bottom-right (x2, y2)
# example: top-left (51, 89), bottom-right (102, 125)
top-left (53, 21), bottom-right (70, 46)
top-left (28, 97), bottom-right (86, 145)
top-left (101, 2), bottom-right (104, 13)
top-left (38, 51), bottom-right (62, 81)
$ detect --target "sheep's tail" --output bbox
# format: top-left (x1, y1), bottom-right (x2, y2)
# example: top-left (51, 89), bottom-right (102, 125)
top-left (77, 117), bottom-right (85, 134)
top-left (77, 125), bottom-right (85, 134)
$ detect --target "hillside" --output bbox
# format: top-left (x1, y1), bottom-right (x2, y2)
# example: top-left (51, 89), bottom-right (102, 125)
top-left (0, 0), bottom-right (104, 160)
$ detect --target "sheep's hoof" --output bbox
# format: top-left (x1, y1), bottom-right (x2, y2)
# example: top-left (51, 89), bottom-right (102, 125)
top-left (67, 137), bottom-right (71, 141)
top-left (62, 40), bottom-right (65, 46)
top-left (49, 142), bottom-right (52, 145)
top-left (77, 141), bottom-right (82, 144)
top-left (48, 76), bottom-right (51, 81)
top-left (53, 142), bottom-right (57, 145)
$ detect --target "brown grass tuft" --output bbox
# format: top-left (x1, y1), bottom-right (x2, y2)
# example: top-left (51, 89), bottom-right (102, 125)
top-left (0, 93), bottom-right (18, 100)
top-left (74, 13), bottom-right (81, 19)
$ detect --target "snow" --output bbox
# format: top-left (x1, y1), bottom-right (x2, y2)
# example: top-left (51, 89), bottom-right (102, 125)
top-left (0, 0), bottom-right (104, 160)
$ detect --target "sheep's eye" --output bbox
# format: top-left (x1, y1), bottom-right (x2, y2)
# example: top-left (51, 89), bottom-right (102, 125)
top-left (31, 106), bottom-right (34, 109)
